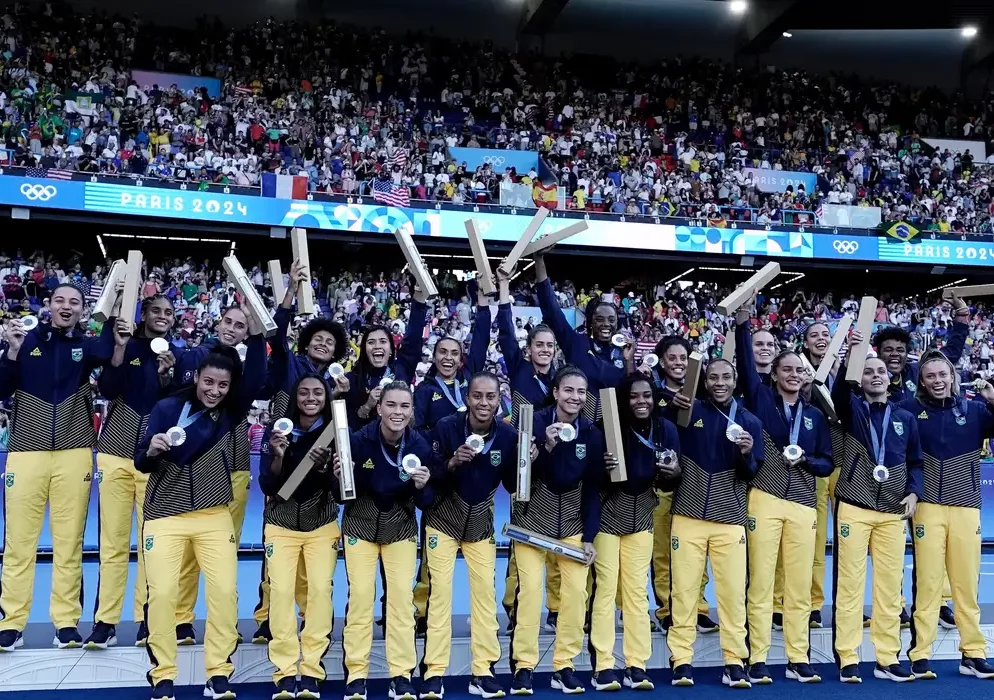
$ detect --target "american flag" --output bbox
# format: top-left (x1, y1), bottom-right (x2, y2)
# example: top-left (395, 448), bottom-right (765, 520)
top-left (25, 167), bottom-right (73, 181)
top-left (815, 203), bottom-right (824, 223)
top-left (372, 178), bottom-right (410, 207)
top-left (234, 85), bottom-right (254, 96)
top-left (389, 147), bottom-right (408, 171)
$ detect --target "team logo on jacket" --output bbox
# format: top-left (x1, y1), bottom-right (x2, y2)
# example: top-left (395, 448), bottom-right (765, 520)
top-left (432, 392), bottom-right (442, 402)
top-left (956, 415), bottom-right (967, 426)
top-left (671, 536), bottom-right (679, 550)
top-left (840, 524), bottom-right (850, 538)
top-left (893, 421), bottom-right (904, 436)
top-left (30, 347), bottom-right (41, 357)
top-left (362, 459), bottom-right (374, 470)
top-left (746, 516), bottom-right (756, 532)
top-left (144, 536), bottom-right (154, 551)
top-left (804, 417), bottom-right (813, 431)
top-left (490, 451), bottom-right (502, 466)
top-left (428, 535), bottom-right (438, 550)
top-left (575, 444), bottom-right (587, 459)
top-left (918, 411), bottom-right (928, 419)
top-left (4, 473), bottom-right (13, 488)
top-left (915, 525), bottom-right (925, 539)
top-left (348, 536), bottom-right (358, 546)
top-left (71, 348), bottom-right (83, 362)
top-left (265, 542), bottom-right (274, 558)
top-left (614, 359), bottom-right (624, 369)
top-left (905, 379), bottom-right (915, 391)
top-left (95, 470), bottom-right (103, 484)
top-left (693, 419), bottom-right (704, 428)
top-left (130, 358), bottom-right (141, 366)
top-left (183, 370), bottom-right (194, 382)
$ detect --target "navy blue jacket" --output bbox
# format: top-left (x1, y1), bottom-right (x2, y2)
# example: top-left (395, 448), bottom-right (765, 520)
top-left (496, 302), bottom-right (553, 423)
top-left (258, 421), bottom-right (340, 532)
top-left (886, 321), bottom-right (967, 404)
top-left (267, 308), bottom-right (340, 419)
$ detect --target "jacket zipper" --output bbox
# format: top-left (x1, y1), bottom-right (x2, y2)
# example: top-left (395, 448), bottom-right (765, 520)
top-left (50, 336), bottom-right (59, 449)
top-left (937, 409), bottom-right (945, 502)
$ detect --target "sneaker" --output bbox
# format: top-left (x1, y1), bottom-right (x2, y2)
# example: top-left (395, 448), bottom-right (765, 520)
top-left (469, 676), bottom-right (505, 698)
top-left (899, 609), bottom-right (911, 629)
top-left (344, 679), bottom-right (367, 700)
top-left (873, 663), bottom-right (914, 683)
top-left (298, 677), bottom-right (321, 700)
top-left (671, 665), bottom-right (694, 687)
top-left (722, 665), bottom-right (751, 689)
top-left (623, 667), bottom-right (653, 691)
top-left (511, 669), bottom-right (534, 696)
top-left (862, 614), bottom-right (871, 628)
top-left (552, 668), bottom-right (585, 694)
top-left (415, 617), bottom-right (428, 639)
top-left (84, 622), bottom-right (118, 650)
top-left (273, 678), bottom-right (297, 700)
top-left (939, 605), bottom-right (957, 630)
top-left (136, 620), bottom-right (149, 647)
top-left (771, 613), bottom-right (784, 631)
top-left (839, 665), bottom-right (861, 684)
top-left (809, 610), bottom-right (823, 629)
top-left (152, 680), bottom-right (176, 700)
top-left (960, 657), bottom-right (994, 679)
top-left (54, 627), bottom-right (83, 649)
top-left (747, 662), bottom-right (772, 685)
top-left (590, 670), bottom-right (621, 691)
top-left (253, 620), bottom-right (273, 644)
top-left (177, 623), bottom-right (197, 646)
top-left (544, 612), bottom-right (559, 633)
top-left (420, 677), bottom-right (444, 700)
top-left (785, 663), bottom-right (821, 683)
top-left (0, 629), bottom-right (23, 652)
top-left (696, 614), bottom-right (719, 634)
top-left (205, 676), bottom-right (237, 699)
top-left (389, 676), bottom-right (416, 700)
top-left (912, 659), bottom-right (936, 680)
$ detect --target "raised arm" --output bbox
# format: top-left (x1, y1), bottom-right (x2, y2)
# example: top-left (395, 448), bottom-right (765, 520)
top-left (830, 363), bottom-right (856, 431)
top-left (466, 298), bottom-right (492, 376)
top-left (496, 301), bottom-right (524, 378)
top-left (734, 314), bottom-right (763, 411)
top-left (396, 296), bottom-right (428, 381)
top-left (534, 255), bottom-right (584, 359)
top-left (239, 332), bottom-right (268, 414)
top-left (85, 314), bottom-right (119, 369)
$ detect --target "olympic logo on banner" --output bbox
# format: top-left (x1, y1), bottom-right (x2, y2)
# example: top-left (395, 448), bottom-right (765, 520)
top-left (19, 183), bottom-right (57, 201)
top-left (833, 240), bottom-right (859, 255)
top-left (482, 155), bottom-right (506, 166)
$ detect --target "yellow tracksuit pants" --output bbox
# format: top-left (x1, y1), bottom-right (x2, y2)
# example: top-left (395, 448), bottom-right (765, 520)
top-left (746, 489), bottom-right (817, 664)
top-left (668, 515), bottom-right (747, 668)
top-left (143, 506), bottom-right (238, 684)
top-left (265, 521), bottom-right (340, 683)
top-left (780, 467), bottom-right (840, 616)
top-left (589, 530), bottom-right (653, 672)
top-left (651, 490), bottom-right (710, 620)
top-left (423, 528), bottom-right (500, 678)
top-left (908, 503), bottom-right (985, 661)
top-left (342, 537), bottom-right (417, 682)
top-left (0, 448), bottom-right (93, 630)
top-left (833, 502), bottom-right (904, 667)
top-left (253, 550), bottom-right (310, 627)
top-left (176, 471), bottom-right (250, 626)
top-left (503, 547), bottom-right (561, 616)
top-left (94, 453), bottom-right (150, 625)
top-left (510, 537), bottom-right (587, 672)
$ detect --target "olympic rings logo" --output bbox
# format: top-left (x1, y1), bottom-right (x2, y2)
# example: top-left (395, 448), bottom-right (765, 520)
top-left (833, 240), bottom-right (859, 255)
top-left (481, 156), bottom-right (506, 166)
top-left (20, 184), bottom-right (57, 201)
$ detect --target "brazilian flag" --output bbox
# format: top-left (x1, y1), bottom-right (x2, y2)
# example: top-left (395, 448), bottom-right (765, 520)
top-left (883, 220), bottom-right (919, 242)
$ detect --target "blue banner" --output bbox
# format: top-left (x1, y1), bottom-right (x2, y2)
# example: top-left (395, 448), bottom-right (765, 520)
top-left (744, 167), bottom-right (818, 194)
top-left (448, 147), bottom-right (538, 173)
top-left (130, 70), bottom-right (222, 98)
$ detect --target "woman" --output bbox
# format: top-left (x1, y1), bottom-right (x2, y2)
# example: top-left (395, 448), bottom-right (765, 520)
top-left (509, 366), bottom-right (610, 696)
top-left (136, 345), bottom-right (264, 700)
top-left (588, 374), bottom-right (679, 692)
top-left (735, 311), bottom-right (833, 685)
top-left (336, 381), bottom-right (433, 700)
top-left (259, 375), bottom-right (341, 700)
top-left (830, 355), bottom-right (922, 683)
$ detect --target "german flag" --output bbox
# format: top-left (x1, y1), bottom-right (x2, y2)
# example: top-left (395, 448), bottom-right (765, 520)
top-left (883, 221), bottom-right (919, 242)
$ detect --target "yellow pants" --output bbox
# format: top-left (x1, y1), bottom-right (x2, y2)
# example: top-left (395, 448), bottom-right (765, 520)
top-left (833, 502), bottom-right (904, 667)
top-left (94, 453), bottom-right (150, 625)
top-left (589, 530), bottom-right (653, 672)
top-left (510, 537), bottom-right (587, 672)
top-left (143, 506), bottom-right (238, 684)
top-left (342, 537), bottom-right (417, 682)
top-left (908, 503), bottom-right (985, 660)
top-left (781, 467), bottom-right (840, 615)
top-left (651, 490), bottom-right (710, 619)
top-left (746, 489), bottom-right (817, 664)
top-left (265, 522), bottom-right (340, 683)
top-left (668, 515), bottom-right (747, 668)
top-left (0, 448), bottom-right (92, 630)
top-left (176, 471), bottom-right (250, 625)
top-left (423, 528), bottom-right (500, 678)
top-left (253, 550), bottom-right (310, 627)
top-left (503, 547), bottom-right (561, 616)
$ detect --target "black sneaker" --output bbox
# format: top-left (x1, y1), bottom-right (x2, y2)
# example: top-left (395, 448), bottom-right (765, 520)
top-left (205, 675), bottom-right (237, 699)
top-left (785, 663), bottom-right (821, 683)
top-left (253, 620), bottom-right (273, 644)
top-left (273, 677), bottom-right (297, 700)
top-left (912, 659), bottom-right (936, 680)
top-left (176, 623), bottom-right (196, 646)
top-left (415, 617), bottom-right (428, 639)
top-left (722, 665), bottom-right (751, 689)
top-left (419, 677), bottom-right (444, 700)
top-left (696, 614), bottom-right (719, 634)
top-left (551, 668), bottom-right (585, 694)
top-left (862, 614), bottom-right (871, 628)
top-left (671, 664), bottom-right (694, 687)
top-left (469, 675), bottom-right (505, 698)
top-left (511, 669), bottom-right (534, 696)
top-left (152, 680), bottom-right (176, 700)
top-left (344, 679), bottom-right (367, 700)
top-left (939, 605), bottom-right (957, 630)
top-left (54, 627), bottom-right (83, 649)
top-left (771, 613), bottom-right (784, 631)
top-left (85, 622), bottom-right (118, 650)
top-left (136, 620), bottom-right (149, 647)
top-left (389, 676), bottom-right (416, 700)
top-left (544, 611), bottom-right (559, 633)
top-left (747, 662), bottom-right (772, 685)
top-left (590, 669), bottom-right (621, 691)
top-left (655, 614), bottom-right (671, 634)
top-left (960, 657), bottom-right (994, 679)
top-left (839, 665), bottom-right (861, 683)
top-left (623, 667), bottom-right (653, 691)
top-left (298, 676), bottom-right (321, 700)
top-left (809, 610), bottom-right (823, 629)
top-left (873, 663), bottom-right (914, 683)
top-left (899, 609), bottom-right (911, 629)
top-left (0, 629), bottom-right (23, 652)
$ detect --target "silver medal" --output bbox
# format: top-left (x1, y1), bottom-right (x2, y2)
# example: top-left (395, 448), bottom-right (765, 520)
top-left (402, 454), bottom-right (422, 474)
top-left (150, 337), bottom-right (170, 355)
top-left (465, 434), bottom-right (485, 454)
top-left (873, 464), bottom-right (889, 483)
top-left (725, 423), bottom-right (743, 442)
top-left (783, 444), bottom-right (803, 462)
top-left (166, 426), bottom-right (187, 447)
top-left (558, 424), bottom-right (577, 442)
top-left (273, 418), bottom-right (294, 436)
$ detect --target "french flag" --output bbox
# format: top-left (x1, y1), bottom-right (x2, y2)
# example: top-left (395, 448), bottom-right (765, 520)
top-left (261, 172), bottom-right (308, 199)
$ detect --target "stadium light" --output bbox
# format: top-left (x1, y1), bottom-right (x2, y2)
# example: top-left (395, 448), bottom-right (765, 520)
top-left (962, 26), bottom-right (978, 39)
top-left (729, 0), bottom-right (747, 14)
top-left (782, 31), bottom-right (793, 38)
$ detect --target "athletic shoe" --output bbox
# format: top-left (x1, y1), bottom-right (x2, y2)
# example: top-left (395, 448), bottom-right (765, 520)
top-left (135, 620), bottom-right (149, 647)
top-left (939, 606), bottom-right (957, 630)
top-left (839, 665), bottom-right (861, 683)
top-left (205, 675), bottom-right (237, 699)
top-left (671, 665), bottom-right (694, 687)
top-left (899, 609), bottom-right (911, 629)
top-left (912, 659), bottom-right (936, 680)
top-left (510, 669), bottom-right (534, 696)
top-left (590, 669), bottom-right (621, 691)
top-left (419, 677), bottom-right (444, 700)
top-left (696, 614), bottom-right (719, 633)
top-left (54, 627), bottom-right (83, 649)
top-left (253, 620), bottom-right (273, 644)
top-left (747, 662), bottom-right (772, 685)
top-left (177, 623), bottom-right (197, 646)
top-left (469, 675), bottom-right (505, 698)
top-left (272, 678), bottom-right (297, 700)
top-left (873, 663), bottom-right (914, 682)
top-left (623, 667), bottom-right (653, 691)
top-left (389, 676), bottom-right (416, 700)
top-left (544, 612), bottom-right (559, 633)
top-left (0, 629), bottom-right (23, 652)
top-left (960, 657), bottom-right (994, 679)
top-left (785, 663), bottom-right (821, 683)
top-left (862, 614), bottom-right (871, 628)
top-left (344, 679), bottom-right (367, 700)
top-left (85, 622), bottom-right (118, 650)
top-left (722, 665), bottom-right (751, 689)
top-left (809, 610), bottom-right (823, 628)
top-left (152, 680), bottom-right (176, 700)
top-left (771, 613), bottom-right (784, 631)
top-left (551, 668), bottom-right (585, 694)
top-left (298, 676), bottom-right (321, 699)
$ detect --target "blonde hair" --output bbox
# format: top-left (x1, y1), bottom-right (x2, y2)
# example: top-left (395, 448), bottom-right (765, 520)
top-left (915, 350), bottom-right (960, 403)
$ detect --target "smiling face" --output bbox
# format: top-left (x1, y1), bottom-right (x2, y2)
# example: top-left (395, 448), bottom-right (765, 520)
top-left (879, 338), bottom-right (908, 374)
top-left (661, 344), bottom-right (688, 382)
top-left (196, 366), bottom-right (231, 408)
top-left (51, 286), bottom-right (84, 330)
top-left (804, 324), bottom-right (831, 361)
top-left (774, 353), bottom-right (804, 395)
top-left (528, 330), bottom-right (556, 370)
top-left (142, 297), bottom-right (175, 337)
top-left (590, 303), bottom-right (618, 343)
top-left (753, 330), bottom-right (776, 369)
top-left (217, 307), bottom-right (249, 347)
top-left (378, 387), bottom-right (414, 435)
top-left (467, 375), bottom-right (500, 426)
top-left (296, 377), bottom-right (327, 418)
top-left (629, 379), bottom-right (654, 420)
top-left (705, 360), bottom-right (735, 404)
top-left (434, 338), bottom-right (462, 380)
top-left (861, 357), bottom-right (890, 399)
top-left (554, 374), bottom-right (588, 419)
top-left (365, 329), bottom-right (393, 369)
top-left (307, 330), bottom-right (337, 366)
top-left (920, 358), bottom-right (953, 400)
